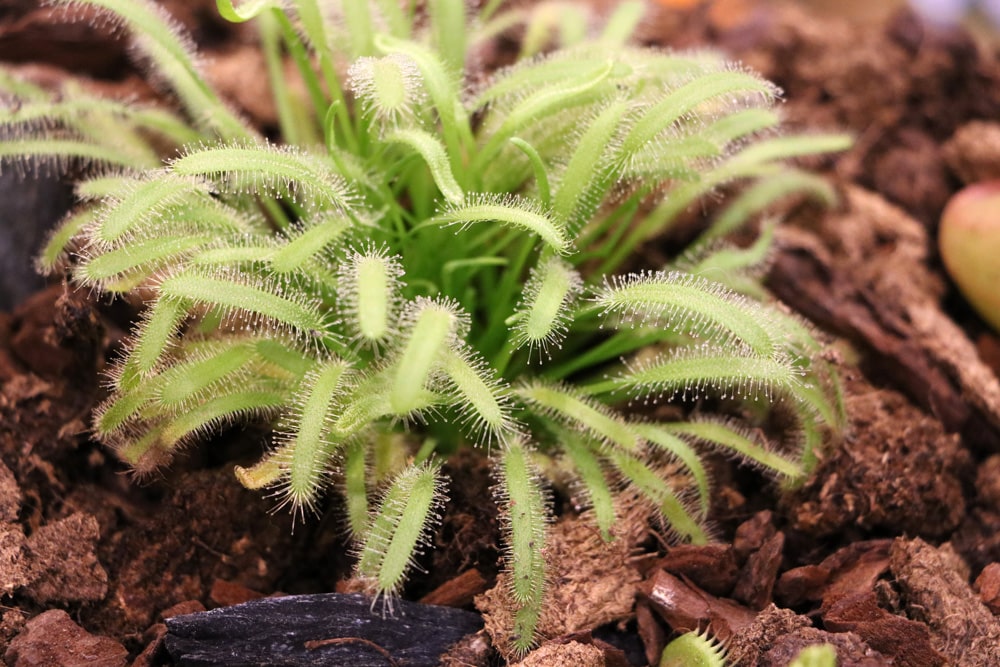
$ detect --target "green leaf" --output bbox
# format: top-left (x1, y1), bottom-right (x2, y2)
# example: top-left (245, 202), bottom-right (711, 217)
top-left (354, 462), bottom-right (445, 599)
top-left (437, 194), bottom-right (571, 254)
top-left (497, 441), bottom-right (548, 655)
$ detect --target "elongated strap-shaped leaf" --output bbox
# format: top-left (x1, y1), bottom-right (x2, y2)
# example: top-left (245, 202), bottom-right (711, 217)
top-left (726, 133), bottom-right (853, 169)
top-left (473, 46), bottom-right (632, 108)
top-left (279, 360), bottom-right (352, 513)
top-left (0, 138), bottom-right (158, 171)
top-left (475, 59), bottom-right (615, 169)
top-left (159, 387), bottom-right (286, 448)
top-left (511, 256), bottom-right (582, 354)
top-left (428, 0), bottom-right (466, 73)
top-left (552, 98), bottom-right (629, 224)
top-left (517, 380), bottom-right (641, 451)
top-left (189, 236), bottom-right (277, 267)
top-left (170, 143), bottom-right (356, 210)
top-left (271, 216), bottom-right (352, 273)
top-left (509, 137), bottom-right (551, 207)
top-left (497, 442), bottom-right (548, 655)
top-left (337, 247), bottom-right (403, 345)
top-left (560, 433), bottom-right (616, 541)
top-left (52, 0), bottom-right (248, 139)
top-left (599, 0), bottom-right (645, 46)
top-left (386, 129), bottom-right (463, 205)
top-left (0, 95), bottom-right (200, 148)
top-left (681, 221), bottom-right (775, 284)
top-left (119, 296), bottom-right (188, 388)
top-left (37, 208), bottom-right (97, 274)
top-left (632, 423), bottom-right (711, 518)
top-left (156, 339), bottom-right (258, 406)
top-left (606, 449), bottom-right (707, 544)
top-left (703, 107), bottom-right (780, 148)
top-left (341, 440), bottom-right (372, 540)
top-left (254, 338), bottom-right (315, 378)
top-left (595, 271), bottom-right (786, 357)
top-left (354, 462), bottom-right (445, 597)
top-left (441, 346), bottom-right (515, 444)
top-left (663, 419), bottom-right (804, 481)
top-left (437, 194), bottom-right (570, 254)
top-left (95, 381), bottom-right (158, 437)
top-left (95, 173), bottom-right (211, 244)
top-left (601, 346), bottom-right (802, 403)
top-left (158, 268), bottom-right (328, 338)
top-left (389, 299), bottom-right (460, 414)
top-left (621, 70), bottom-right (778, 157)
top-left (704, 169), bottom-right (836, 241)
top-left (76, 234), bottom-right (211, 287)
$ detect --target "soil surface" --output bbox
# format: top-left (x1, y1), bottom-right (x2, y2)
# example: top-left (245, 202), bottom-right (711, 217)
top-left (3, 1), bottom-right (1000, 666)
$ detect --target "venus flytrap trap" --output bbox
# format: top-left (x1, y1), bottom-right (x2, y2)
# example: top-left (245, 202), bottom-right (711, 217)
top-left (3, 0), bottom-right (851, 656)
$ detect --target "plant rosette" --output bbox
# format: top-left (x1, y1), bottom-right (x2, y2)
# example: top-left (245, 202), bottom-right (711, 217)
top-left (939, 179), bottom-right (1000, 333)
top-left (0, 0), bottom-right (851, 656)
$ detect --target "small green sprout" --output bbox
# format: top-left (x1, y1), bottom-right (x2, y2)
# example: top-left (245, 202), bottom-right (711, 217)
top-left (660, 630), bottom-right (727, 667)
top-left (789, 644), bottom-right (838, 667)
top-left (939, 180), bottom-right (1000, 333)
top-left (3, 0), bottom-right (849, 656)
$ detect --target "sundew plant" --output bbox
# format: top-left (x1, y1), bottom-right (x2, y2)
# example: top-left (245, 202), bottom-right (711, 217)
top-left (2, 0), bottom-right (848, 655)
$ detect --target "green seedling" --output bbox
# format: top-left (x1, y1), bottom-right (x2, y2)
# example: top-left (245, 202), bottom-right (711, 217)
top-left (660, 630), bottom-right (727, 667)
top-left (2, 0), bottom-right (849, 656)
top-left (939, 179), bottom-right (1000, 333)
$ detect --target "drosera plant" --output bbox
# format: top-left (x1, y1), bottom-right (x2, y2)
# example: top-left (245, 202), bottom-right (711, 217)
top-left (2, 0), bottom-right (850, 656)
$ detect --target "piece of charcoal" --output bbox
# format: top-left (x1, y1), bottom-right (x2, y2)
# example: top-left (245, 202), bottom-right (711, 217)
top-left (165, 592), bottom-right (484, 666)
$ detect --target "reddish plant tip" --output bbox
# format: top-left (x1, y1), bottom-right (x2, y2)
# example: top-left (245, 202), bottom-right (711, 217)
top-left (939, 180), bottom-right (1000, 333)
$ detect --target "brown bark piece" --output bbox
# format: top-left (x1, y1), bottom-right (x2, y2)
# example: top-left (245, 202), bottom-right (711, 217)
top-left (775, 565), bottom-right (829, 607)
top-left (3, 609), bottom-right (128, 667)
top-left (209, 579), bottom-right (264, 607)
top-left (770, 186), bottom-right (1000, 451)
top-left (640, 569), bottom-right (756, 641)
top-left (822, 542), bottom-right (892, 603)
top-left (822, 592), bottom-right (945, 666)
top-left (732, 510), bottom-right (777, 560)
top-left (655, 543), bottom-right (740, 596)
top-left (419, 568), bottom-right (489, 607)
top-left (776, 540), bottom-right (892, 606)
top-left (636, 599), bottom-right (668, 667)
top-left (974, 563), bottom-right (1000, 615)
top-left (733, 531), bottom-right (784, 610)
top-left (160, 600), bottom-right (207, 619)
top-left (890, 538), bottom-right (1000, 666)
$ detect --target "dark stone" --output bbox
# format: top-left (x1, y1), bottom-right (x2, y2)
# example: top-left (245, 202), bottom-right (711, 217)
top-left (0, 170), bottom-right (73, 311)
top-left (165, 592), bottom-right (484, 667)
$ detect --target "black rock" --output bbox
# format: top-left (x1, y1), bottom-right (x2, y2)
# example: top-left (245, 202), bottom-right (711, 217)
top-left (0, 170), bottom-right (74, 311)
top-left (164, 592), bottom-right (484, 667)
